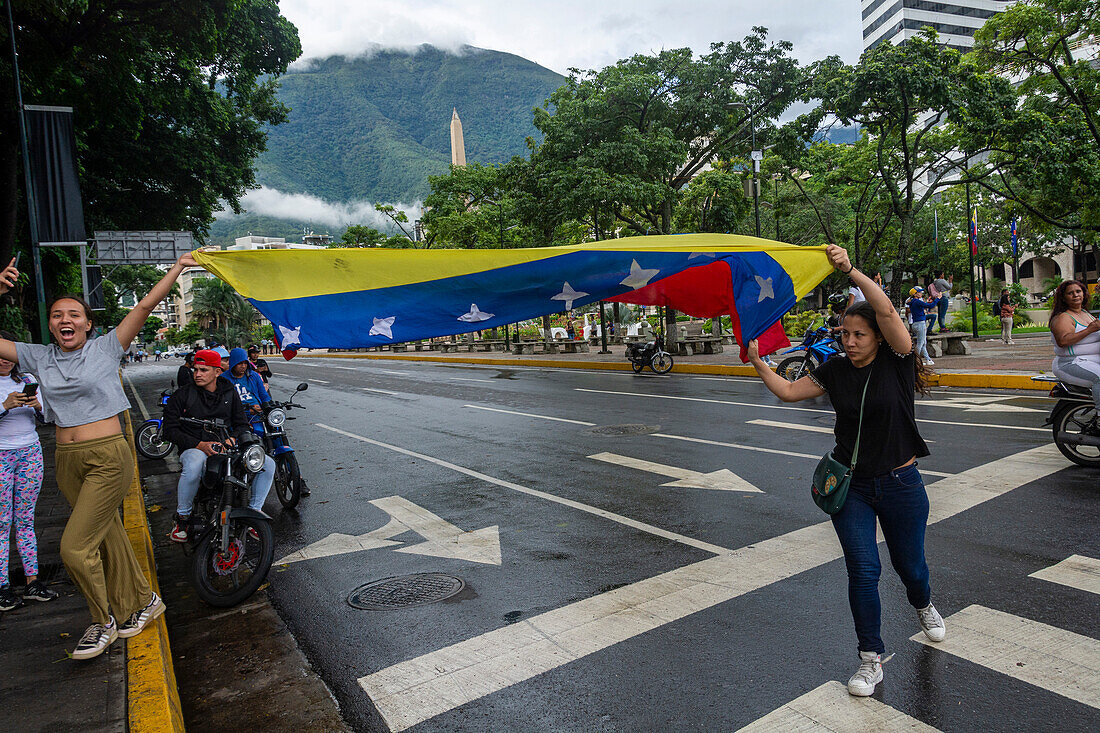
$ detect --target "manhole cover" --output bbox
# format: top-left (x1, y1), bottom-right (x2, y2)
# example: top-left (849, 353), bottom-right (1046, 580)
top-left (587, 424), bottom-right (660, 436)
top-left (348, 573), bottom-right (466, 610)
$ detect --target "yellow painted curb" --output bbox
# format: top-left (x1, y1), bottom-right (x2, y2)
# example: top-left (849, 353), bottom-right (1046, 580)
top-left (122, 409), bottom-right (186, 733)
top-left (300, 352), bottom-right (1049, 388)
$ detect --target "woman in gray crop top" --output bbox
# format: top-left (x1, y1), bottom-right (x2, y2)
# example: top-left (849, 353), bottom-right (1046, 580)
top-left (0, 250), bottom-right (201, 660)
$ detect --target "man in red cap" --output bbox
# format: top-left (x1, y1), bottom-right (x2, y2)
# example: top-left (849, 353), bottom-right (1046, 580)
top-left (161, 349), bottom-right (275, 542)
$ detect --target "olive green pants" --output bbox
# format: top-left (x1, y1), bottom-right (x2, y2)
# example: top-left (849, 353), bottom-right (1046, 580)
top-left (55, 434), bottom-right (151, 625)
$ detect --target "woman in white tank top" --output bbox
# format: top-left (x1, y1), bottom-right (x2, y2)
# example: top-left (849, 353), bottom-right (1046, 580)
top-left (1050, 280), bottom-right (1100, 410)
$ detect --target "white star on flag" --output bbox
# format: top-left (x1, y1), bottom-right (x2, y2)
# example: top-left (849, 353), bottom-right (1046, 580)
top-left (755, 275), bottom-right (775, 303)
top-left (369, 316), bottom-right (396, 339)
top-left (278, 325), bottom-right (302, 348)
top-left (551, 282), bottom-right (588, 310)
top-left (458, 304), bottom-right (494, 322)
top-left (619, 259), bottom-right (661, 290)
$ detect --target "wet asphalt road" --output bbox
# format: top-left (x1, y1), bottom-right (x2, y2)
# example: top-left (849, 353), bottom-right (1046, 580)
top-left (126, 359), bottom-right (1099, 732)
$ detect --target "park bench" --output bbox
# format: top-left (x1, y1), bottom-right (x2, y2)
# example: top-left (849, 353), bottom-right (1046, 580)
top-left (924, 332), bottom-right (971, 357)
top-left (676, 321), bottom-right (724, 356)
top-left (472, 339), bottom-right (508, 352)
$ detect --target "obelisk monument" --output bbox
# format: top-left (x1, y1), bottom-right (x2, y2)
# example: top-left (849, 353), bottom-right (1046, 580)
top-left (450, 108), bottom-right (466, 167)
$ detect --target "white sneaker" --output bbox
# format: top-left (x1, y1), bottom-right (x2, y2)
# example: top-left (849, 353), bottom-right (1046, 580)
top-left (72, 617), bottom-right (118, 660)
top-left (924, 359), bottom-right (935, 366)
top-left (765, 358), bottom-right (778, 368)
top-left (1008, 340), bottom-right (1016, 345)
top-left (918, 603), bottom-right (946, 642)
top-left (118, 592), bottom-right (166, 639)
top-left (847, 650), bottom-right (890, 696)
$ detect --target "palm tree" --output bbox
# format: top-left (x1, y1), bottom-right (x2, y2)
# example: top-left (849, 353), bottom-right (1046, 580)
top-left (191, 278), bottom-right (261, 346)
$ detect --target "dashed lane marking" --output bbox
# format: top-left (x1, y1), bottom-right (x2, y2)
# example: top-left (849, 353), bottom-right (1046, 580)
top-left (314, 423), bottom-right (731, 556)
top-left (911, 605), bottom-right (1100, 710)
top-left (575, 388), bottom-right (1048, 432)
top-left (448, 377), bottom-right (494, 383)
top-left (355, 443), bottom-right (1066, 731)
top-left (463, 405), bottom-right (596, 426)
top-left (735, 681), bottom-right (940, 732)
top-left (362, 387), bottom-right (398, 396)
top-left (1029, 555), bottom-right (1100, 596)
top-left (309, 378), bottom-right (330, 384)
top-left (749, 418), bottom-right (937, 444)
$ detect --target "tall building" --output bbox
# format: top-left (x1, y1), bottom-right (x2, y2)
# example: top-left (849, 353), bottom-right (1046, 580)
top-left (862, 0), bottom-right (1012, 53)
top-left (450, 108), bottom-right (466, 167)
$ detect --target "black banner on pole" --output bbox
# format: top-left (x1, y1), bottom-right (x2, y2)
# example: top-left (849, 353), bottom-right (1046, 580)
top-left (24, 105), bottom-right (86, 245)
top-left (85, 265), bottom-right (105, 310)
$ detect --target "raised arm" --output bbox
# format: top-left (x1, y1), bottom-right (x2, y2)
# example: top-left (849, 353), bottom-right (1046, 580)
top-left (746, 339), bottom-right (826, 402)
top-left (0, 258), bottom-right (20, 362)
top-left (827, 245), bottom-right (911, 355)
top-left (116, 251), bottom-right (201, 350)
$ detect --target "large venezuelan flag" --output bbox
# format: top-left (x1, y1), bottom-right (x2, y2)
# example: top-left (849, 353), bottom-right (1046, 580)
top-left (192, 234), bottom-right (832, 362)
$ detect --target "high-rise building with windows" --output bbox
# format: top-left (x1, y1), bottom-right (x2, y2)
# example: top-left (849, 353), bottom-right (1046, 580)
top-left (862, 0), bottom-right (1013, 53)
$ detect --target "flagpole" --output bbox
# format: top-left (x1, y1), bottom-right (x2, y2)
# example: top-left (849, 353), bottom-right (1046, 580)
top-left (965, 161), bottom-right (978, 338)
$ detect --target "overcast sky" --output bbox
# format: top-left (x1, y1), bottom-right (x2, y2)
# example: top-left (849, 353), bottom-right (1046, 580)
top-left (281, 0), bottom-right (865, 74)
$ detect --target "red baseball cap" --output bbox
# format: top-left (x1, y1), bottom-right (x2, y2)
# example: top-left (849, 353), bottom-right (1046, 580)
top-left (193, 349), bottom-right (223, 369)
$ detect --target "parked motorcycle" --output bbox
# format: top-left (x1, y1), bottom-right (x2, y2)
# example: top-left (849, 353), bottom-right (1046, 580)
top-left (136, 389), bottom-right (175, 460)
top-left (178, 416), bottom-right (275, 607)
top-left (776, 324), bottom-right (844, 382)
top-left (1039, 377), bottom-right (1100, 467)
top-left (249, 382), bottom-right (309, 509)
top-left (626, 334), bottom-right (674, 374)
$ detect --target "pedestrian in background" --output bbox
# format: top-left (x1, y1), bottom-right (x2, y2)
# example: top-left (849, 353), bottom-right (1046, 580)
top-left (0, 333), bottom-right (55, 611)
top-left (0, 250), bottom-right (201, 659)
top-left (906, 286), bottom-right (934, 366)
top-left (745, 244), bottom-right (945, 698)
top-left (998, 288), bottom-right (1016, 345)
top-left (932, 272), bottom-right (952, 333)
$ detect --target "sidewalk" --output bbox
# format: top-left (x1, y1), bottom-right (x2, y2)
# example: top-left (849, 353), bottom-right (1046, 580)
top-left (298, 331), bottom-right (1057, 390)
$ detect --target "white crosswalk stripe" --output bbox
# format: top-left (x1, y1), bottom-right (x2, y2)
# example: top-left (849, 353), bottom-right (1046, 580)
top-left (735, 681), bottom-right (940, 732)
top-left (1029, 555), bottom-right (1100, 596)
top-left (910, 604), bottom-right (1100, 710)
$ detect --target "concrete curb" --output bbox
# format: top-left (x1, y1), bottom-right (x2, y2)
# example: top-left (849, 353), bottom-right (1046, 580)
top-left (122, 409), bottom-right (186, 732)
top-left (295, 352), bottom-right (1052, 391)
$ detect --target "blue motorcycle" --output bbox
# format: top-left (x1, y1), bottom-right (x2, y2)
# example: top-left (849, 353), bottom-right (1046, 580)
top-left (136, 390), bottom-right (175, 459)
top-left (776, 322), bottom-right (845, 382)
top-left (249, 382), bottom-right (309, 510)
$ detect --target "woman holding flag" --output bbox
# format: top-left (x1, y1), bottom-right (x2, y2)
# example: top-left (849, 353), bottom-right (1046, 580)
top-left (745, 244), bottom-right (945, 698)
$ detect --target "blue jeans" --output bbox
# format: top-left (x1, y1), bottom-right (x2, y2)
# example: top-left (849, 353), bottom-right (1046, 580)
top-left (176, 448), bottom-right (274, 516)
top-left (830, 463), bottom-right (931, 654)
top-left (937, 296), bottom-right (949, 331)
top-left (912, 320), bottom-right (930, 361)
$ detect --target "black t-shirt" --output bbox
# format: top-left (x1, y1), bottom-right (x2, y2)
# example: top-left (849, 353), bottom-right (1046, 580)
top-left (809, 346), bottom-right (929, 477)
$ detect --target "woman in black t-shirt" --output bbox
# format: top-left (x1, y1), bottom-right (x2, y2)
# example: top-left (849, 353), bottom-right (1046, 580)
top-left (746, 244), bottom-right (945, 698)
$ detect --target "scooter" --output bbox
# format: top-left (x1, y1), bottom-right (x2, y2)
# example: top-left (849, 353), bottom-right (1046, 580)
top-left (1037, 376), bottom-right (1100, 467)
top-left (249, 382), bottom-right (309, 509)
top-left (776, 323), bottom-right (844, 382)
top-left (136, 389), bottom-right (175, 459)
top-left (625, 334), bottom-right (674, 374)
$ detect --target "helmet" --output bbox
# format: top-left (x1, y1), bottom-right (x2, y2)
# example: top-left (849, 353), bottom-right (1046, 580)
top-left (827, 292), bottom-right (847, 307)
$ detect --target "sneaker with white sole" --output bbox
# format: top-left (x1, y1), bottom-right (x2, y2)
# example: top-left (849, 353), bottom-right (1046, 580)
top-left (918, 602), bottom-right (946, 642)
top-left (0, 586), bottom-right (24, 611)
top-left (117, 592), bottom-right (166, 639)
top-left (72, 618), bottom-right (118, 660)
top-left (23, 579), bottom-right (58, 602)
top-left (847, 651), bottom-right (892, 696)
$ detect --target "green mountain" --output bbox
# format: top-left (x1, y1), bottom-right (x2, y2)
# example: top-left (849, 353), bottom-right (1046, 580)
top-left (256, 45), bottom-right (565, 204)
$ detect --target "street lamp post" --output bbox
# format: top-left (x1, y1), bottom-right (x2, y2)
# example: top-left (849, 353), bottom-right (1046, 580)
top-left (964, 160), bottom-right (979, 339)
top-left (727, 102), bottom-right (761, 237)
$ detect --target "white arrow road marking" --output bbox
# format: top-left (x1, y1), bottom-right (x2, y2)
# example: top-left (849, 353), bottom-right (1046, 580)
top-left (736, 681), bottom-right (941, 732)
top-left (921, 397), bottom-right (1044, 413)
top-left (275, 496), bottom-right (500, 566)
top-left (588, 452), bottom-right (762, 493)
top-left (275, 518), bottom-right (406, 565)
top-left (372, 495), bottom-right (501, 565)
top-left (359, 444), bottom-right (1067, 732)
top-left (575, 388), bottom-right (1048, 433)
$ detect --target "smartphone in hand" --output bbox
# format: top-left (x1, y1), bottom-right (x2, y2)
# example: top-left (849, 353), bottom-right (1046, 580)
top-left (22, 383), bottom-right (38, 397)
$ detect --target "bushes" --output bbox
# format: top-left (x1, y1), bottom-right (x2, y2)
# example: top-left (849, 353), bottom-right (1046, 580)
top-left (783, 310), bottom-right (823, 336)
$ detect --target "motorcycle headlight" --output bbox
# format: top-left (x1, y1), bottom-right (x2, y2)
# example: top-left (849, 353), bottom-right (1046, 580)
top-left (242, 444), bottom-right (266, 474)
top-left (266, 408), bottom-right (286, 428)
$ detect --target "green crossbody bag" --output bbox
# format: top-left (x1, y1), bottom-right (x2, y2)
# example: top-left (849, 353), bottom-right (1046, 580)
top-left (812, 364), bottom-right (873, 515)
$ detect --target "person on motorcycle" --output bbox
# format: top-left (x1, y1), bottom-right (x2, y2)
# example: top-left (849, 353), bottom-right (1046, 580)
top-left (1050, 280), bottom-right (1100, 414)
top-left (176, 351), bottom-right (195, 388)
top-left (247, 345), bottom-right (271, 386)
top-left (225, 348), bottom-right (270, 416)
top-left (162, 349), bottom-right (275, 543)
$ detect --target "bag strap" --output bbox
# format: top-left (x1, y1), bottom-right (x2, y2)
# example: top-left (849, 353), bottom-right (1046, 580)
top-left (849, 363), bottom-right (874, 470)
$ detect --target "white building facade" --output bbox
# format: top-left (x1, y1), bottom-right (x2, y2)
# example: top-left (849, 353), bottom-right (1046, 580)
top-left (862, 1), bottom-right (1013, 53)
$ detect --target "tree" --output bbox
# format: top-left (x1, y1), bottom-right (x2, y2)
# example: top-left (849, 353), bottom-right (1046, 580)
top-left (139, 316), bottom-right (164, 345)
top-left (973, 0), bottom-right (1100, 236)
top-left (165, 320), bottom-right (203, 346)
top-left (0, 0), bottom-right (301, 335)
top-left (672, 168), bottom-right (751, 234)
top-left (796, 32), bottom-right (1015, 297)
top-left (529, 30), bottom-right (805, 237)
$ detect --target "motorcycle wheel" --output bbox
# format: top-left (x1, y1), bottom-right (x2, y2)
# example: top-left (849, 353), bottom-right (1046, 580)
top-left (192, 516), bottom-right (274, 608)
top-left (630, 359), bottom-right (645, 373)
top-left (274, 454), bottom-right (302, 510)
top-left (650, 351), bottom-right (674, 374)
top-left (1051, 402), bottom-right (1100, 467)
top-left (777, 355), bottom-right (816, 382)
top-left (136, 420), bottom-right (173, 460)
